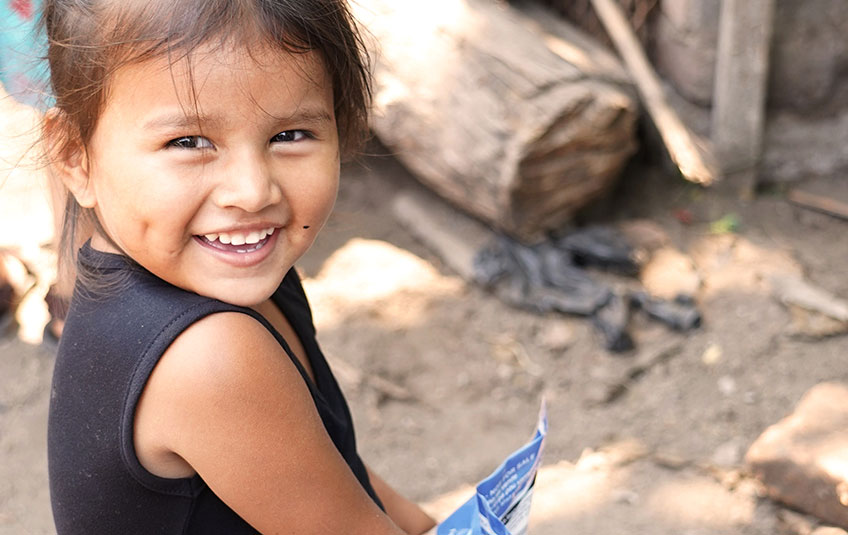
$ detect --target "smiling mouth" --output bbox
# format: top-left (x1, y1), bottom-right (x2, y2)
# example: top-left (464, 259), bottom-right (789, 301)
top-left (196, 227), bottom-right (276, 254)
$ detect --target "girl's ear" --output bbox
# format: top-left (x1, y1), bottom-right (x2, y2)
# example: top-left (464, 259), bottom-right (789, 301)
top-left (43, 108), bottom-right (97, 209)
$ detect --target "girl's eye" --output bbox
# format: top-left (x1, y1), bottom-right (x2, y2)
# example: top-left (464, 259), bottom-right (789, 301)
top-left (168, 136), bottom-right (214, 150)
top-left (271, 130), bottom-right (311, 143)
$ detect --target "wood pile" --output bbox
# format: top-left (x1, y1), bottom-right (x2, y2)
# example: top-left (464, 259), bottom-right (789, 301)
top-left (352, 0), bottom-right (639, 240)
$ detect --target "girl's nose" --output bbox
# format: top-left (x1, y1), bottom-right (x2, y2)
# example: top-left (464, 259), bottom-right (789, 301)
top-left (213, 151), bottom-right (283, 212)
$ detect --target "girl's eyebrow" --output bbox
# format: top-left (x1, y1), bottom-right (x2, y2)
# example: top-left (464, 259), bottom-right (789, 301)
top-left (265, 108), bottom-right (335, 127)
top-left (143, 112), bottom-right (224, 131)
top-left (280, 108), bottom-right (334, 126)
top-left (143, 108), bottom-right (333, 131)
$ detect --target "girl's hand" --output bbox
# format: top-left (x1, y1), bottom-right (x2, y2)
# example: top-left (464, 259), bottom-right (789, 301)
top-left (365, 465), bottom-right (438, 535)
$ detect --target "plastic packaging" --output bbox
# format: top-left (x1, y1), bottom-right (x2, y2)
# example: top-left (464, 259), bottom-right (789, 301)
top-left (437, 402), bottom-right (548, 535)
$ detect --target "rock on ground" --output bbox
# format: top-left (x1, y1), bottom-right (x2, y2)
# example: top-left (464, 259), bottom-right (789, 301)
top-left (746, 382), bottom-right (848, 530)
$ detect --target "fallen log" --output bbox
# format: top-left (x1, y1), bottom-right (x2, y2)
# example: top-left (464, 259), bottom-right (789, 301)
top-left (353, 0), bottom-right (639, 240)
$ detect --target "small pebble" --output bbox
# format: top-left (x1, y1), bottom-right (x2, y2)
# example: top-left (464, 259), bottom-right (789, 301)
top-left (611, 488), bottom-right (639, 505)
top-left (497, 364), bottom-right (514, 380)
top-left (718, 375), bottom-right (737, 396)
top-left (702, 343), bottom-right (723, 366)
top-left (536, 322), bottom-right (575, 353)
top-left (712, 438), bottom-right (744, 467)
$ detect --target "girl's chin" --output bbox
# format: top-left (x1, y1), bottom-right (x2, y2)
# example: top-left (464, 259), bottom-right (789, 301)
top-left (191, 278), bottom-right (281, 307)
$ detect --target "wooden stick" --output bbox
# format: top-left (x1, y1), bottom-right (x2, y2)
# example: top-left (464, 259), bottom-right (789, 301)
top-left (788, 189), bottom-right (848, 221)
top-left (391, 189), bottom-right (495, 283)
top-left (590, 0), bottom-right (719, 185)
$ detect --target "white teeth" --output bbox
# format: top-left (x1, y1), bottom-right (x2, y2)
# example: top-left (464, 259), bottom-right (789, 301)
top-left (245, 231), bottom-right (261, 245)
top-left (203, 227), bottom-right (276, 246)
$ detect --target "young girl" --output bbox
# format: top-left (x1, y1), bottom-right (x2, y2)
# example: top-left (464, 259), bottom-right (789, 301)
top-left (43, 0), bottom-right (437, 533)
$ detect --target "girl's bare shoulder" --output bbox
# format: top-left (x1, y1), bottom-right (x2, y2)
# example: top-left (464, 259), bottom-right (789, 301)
top-left (135, 311), bottom-right (404, 534)
top-left (149, 311), bottom-right (287, 397)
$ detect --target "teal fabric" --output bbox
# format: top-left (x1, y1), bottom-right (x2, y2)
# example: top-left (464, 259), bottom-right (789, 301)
top-left (0, 0), bottom-right (49, 107)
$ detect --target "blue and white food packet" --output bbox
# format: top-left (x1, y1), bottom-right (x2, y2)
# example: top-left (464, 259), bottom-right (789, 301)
top-left (437, 401), bottom-right (548, 535)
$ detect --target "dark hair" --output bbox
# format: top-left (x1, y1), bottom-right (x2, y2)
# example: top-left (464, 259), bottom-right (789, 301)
top-left (41, 0), bottom-right (372, 287)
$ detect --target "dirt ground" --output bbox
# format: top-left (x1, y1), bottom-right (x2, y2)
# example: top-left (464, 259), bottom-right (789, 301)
top-left (2, 103), bottom-right (848, 533)
top-left (303, 150), bottom-right (848, 535)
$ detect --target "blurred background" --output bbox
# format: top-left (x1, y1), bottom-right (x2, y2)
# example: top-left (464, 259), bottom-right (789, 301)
top-left (3, 1), bottom-right (848, 533)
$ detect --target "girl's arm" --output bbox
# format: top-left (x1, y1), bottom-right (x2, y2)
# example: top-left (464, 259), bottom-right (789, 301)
top-left (366, 465), bottom-right (437, 535)
top-left (134, 311), bottom-right (406, 535)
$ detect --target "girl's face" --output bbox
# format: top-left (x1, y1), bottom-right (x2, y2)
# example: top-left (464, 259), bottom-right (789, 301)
top-left (73, 44), bottom-right (340, 306)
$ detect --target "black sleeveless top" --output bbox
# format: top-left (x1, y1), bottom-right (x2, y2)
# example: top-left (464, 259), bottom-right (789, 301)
top-left (48, 243), bottom-right (381, 534)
